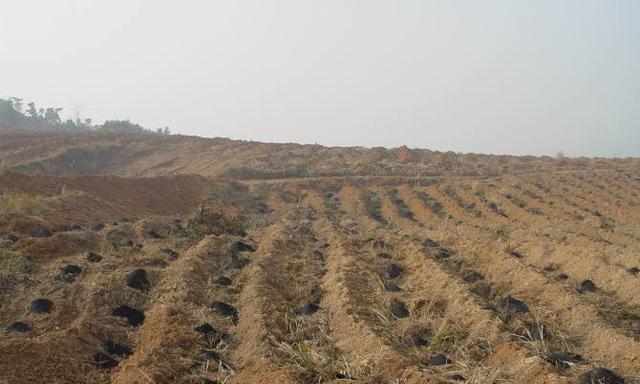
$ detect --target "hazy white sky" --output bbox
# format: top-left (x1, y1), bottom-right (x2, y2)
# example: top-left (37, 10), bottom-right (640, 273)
top-left (1, 0), bottom-right (638, 156)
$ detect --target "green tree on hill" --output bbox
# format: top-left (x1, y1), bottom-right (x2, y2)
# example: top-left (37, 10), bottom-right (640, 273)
top-left (0, 96), bottom-right (171, 135)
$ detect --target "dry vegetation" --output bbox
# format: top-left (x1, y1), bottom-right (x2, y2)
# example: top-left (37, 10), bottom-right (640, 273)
top-left (1, 131), bottom-right (639, 384)
top-left (0, 192), bottom-right (48, 215)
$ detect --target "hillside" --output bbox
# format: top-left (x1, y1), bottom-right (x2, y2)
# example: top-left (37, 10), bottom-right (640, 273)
top-left (1, 130), bottom-right (640, 384)
top-left (2, 128), bottom-right (639, 180)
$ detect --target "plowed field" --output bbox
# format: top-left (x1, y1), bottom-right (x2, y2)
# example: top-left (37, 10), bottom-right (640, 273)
top-left (1, 137), bottom-right (639, 383)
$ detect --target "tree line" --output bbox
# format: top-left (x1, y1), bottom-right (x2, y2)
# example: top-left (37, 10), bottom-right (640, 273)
top-left (0, 96), bottom-right (170, 135)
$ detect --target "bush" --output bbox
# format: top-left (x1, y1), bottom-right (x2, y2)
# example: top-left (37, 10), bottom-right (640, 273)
top-left (96, 120), bottom-right (147, 134)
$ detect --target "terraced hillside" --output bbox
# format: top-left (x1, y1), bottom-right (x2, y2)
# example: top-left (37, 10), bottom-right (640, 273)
top-left (1, 133), bottom-right (640, 384)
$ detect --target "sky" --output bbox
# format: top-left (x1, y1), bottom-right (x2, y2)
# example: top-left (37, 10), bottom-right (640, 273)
top-left (1, 0), bottom-right (639, 157)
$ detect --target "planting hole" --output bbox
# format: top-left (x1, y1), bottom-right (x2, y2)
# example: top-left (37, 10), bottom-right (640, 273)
top-left (391, 300), bottom-right (409, 318)
top-left (30, 298), bottom-right (53, 314)
top-left (111, 305), bottom-right (145, 327)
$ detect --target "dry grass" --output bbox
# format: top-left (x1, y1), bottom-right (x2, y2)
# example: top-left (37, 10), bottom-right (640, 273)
top-left (1, 156), bottom-right (639, 383)
top-left (515, 306), bottom-right (580, 356)
top-left (267, 310), bottom-right (356, 382)
top-left (0, 249), bottom-right (36, 294)
top-left (0, 249), bottom-right (35, 274)
top-left (183, 203), bottom-right (246, 239)
top-left (0, 192), bottom-right (47, 215)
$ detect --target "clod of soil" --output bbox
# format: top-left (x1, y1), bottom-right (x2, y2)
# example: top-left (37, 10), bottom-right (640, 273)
top-left (86, 252), bottom-right (103, 262)
top-left (6, 322), bottom-right (31, 333)
top-left (230, 241), bottom-right (255, 254)
top-left (229, 256), bottom-right (250, 269)
top-left (384, 282), bottom-right (401, 292)
top-left (61, 263), bottom-right (80, 273)
top-left (427, 354), bottom-right (451, 366)
top-left (521, 323), bottom-right (546, 341)
top-left (162, 248), bottom-right (179, 259)
top-left (32, 229), bottom-right (53, 238)
top-left (215, 276), bottom-right (232, 286)
top-left (294, 303), bottom-right (320, 316)
top-left (509, 250), bottom-right (523, 258)
top-left (92, 223), bottom-right (105, 231)
top-left (147, 230), bottom-right (163, 239)
top-left (104, 341), bottom-right (133, 356)
top-left (30, 298), bottom-right (53, 314)
top-left (423, 239), bottom-right (439, 248)
top-left (195, 323), bottom-right (216, 335)
top-left (628, 267), bottom-right (640, 276)
top-left (403, 333), bottom-right (427, 347)
top-left (387, 264), bottom-right (404, 279)
top-left (311, 250), bottom-right (324, 261)
top-left (579, 279), bottom-right (598, 293)
top-left (126, 269), bottom-right (150, 292)
top-left (111, 305), bottom-right (145, 326)
top-left (211, 301), bottom-right (238, 323)
top-left (501, 296), bottom-right (528, 313)
top-left (390, 300), bottom-right (409, 318)
top-left (471, 282), bottom-right (493, 299)
top-left (152, 259), bottom-right (168, 269)
top-left (195, 350), bottom-right (222, 364)
top-left (195, 324), bottom-right (231, 347)
top-left (545, 352), bottom-right (583, 370)
top-left (170, 221), bottom-right (182, 233)
top-left (579, 368), bottom-right (625, 384)
top-left (435, 249), bottom-right (452, 260)
top-left (372, 239), bottom-right (387, 249)
top-left (463, 271), bottom-right (484, 284)
top-left (94, 352), bottom-right (118, 369)
top-left (55, 264), bottom-right (82, 282)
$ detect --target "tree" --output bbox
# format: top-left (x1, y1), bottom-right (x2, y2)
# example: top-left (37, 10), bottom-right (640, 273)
top-left (44, 108), bottom-right (62, 125)
top-left (10, 97), bottom-right (23, 114)
top-left (97, 119), bottom-right (147, 133)
top-left (0, 98), bottom-right (23, 126)
top-left (0, 95), bottom-right (168, 135)
top-left (25, 102), bottom-right (39, 119)
top-left (62, 119), bottom-right (78, 130)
